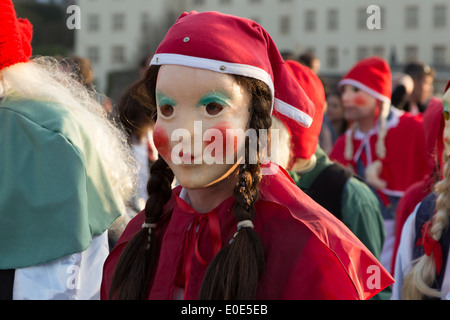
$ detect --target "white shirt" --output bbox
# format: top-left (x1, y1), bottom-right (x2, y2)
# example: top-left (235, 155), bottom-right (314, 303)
top-left (13, 232), bottom-right (109, 300)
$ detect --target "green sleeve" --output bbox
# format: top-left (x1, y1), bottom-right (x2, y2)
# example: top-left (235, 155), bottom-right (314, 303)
top-left (341, 177), bottom-right (385, 260)
top-left (0, 99), bottom-right (121, 269)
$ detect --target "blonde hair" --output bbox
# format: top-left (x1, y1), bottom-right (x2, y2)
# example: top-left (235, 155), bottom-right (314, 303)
top-left (0, 57), bottom-right (138, 216)
top-left (375, 101), bottom-right (390, 159)
top-left (270, 115), bottom-right (317, 173)
top-left (344, 100), bottom-right (389, 161)
top-left (401, 160), bottom-right (450, 299)
top-left (344, 122), bottom-right (356, 161)
top-left (269, 116), bottom-right (292, 170)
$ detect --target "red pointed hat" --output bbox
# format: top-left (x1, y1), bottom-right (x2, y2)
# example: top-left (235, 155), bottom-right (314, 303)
top-left (338, 56), bottom-right (392, 103)
top-left (0, 0), bottom-right (33, 70)
top-left (150, 11), bottom-right (315, 128)
top-left (280, 60), bottom-right (325, 168)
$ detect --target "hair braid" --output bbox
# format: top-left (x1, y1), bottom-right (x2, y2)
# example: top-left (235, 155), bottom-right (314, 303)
top-left (108, 157), bottom-right (174, 299)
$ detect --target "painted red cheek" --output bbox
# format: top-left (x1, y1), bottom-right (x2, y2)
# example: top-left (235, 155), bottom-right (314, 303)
top-left (353, 95), bottom-right (367, 107)
top-left (204, 123), bottom-right (238, 158)
top-left (153, 125), bottom-right (171, 161)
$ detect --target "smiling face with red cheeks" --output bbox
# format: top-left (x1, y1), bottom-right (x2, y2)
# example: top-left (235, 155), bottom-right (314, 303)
top-left (153, 65), bottom-right (252, 189)
top-left (341, 85), bottom-right (379, 130)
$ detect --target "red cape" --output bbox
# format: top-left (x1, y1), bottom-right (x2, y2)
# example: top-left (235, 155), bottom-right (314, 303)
top-left (101, 163), bottom-right (393, 300)
top-left (330, 109), bottom-right (431, 197)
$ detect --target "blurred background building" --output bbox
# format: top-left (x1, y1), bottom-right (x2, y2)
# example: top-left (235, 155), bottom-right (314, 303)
top-left (15, 0), bottom-right (450, 102)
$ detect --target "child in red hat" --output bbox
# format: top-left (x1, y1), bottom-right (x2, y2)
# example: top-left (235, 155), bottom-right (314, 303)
top-left (102, 11), bottom-right (393, 300)
top-left (0, 0), bottom-right (136, 299)
top-left (330, 56), bottom-right (432, 273)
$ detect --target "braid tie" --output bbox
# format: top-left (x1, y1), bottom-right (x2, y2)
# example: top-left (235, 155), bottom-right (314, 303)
top-left (142, 223), bottom-right (157, 250)
top-left (230, 220), bottom-right (255, 244)
top-left (237, 220), bottom-right (254, 230)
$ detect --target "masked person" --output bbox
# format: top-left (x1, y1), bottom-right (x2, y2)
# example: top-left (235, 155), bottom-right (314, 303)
top-left (101, 11), bottom-right (393, 300)
top-left (392, 81), bottom-right (450, 300)
top-left (329, 57), bottom-right (431, 273)
top-left (0, 1), bottom-right (136, 299)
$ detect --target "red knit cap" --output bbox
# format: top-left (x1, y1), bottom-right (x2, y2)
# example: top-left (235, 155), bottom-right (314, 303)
top-left (280, 60), bottom-right (325, 168)
top-left (150, 11), bottom-right (315, 128)
top-left (0, 0), bottom-right (33, 70)
top-left (338, 56), bottom-right (392, 103)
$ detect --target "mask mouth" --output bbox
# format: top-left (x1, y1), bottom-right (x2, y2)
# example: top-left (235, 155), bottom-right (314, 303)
top-left (174, 150), bottom-right (201, 165)
top-left (178, 151), bottom-right (194, 162)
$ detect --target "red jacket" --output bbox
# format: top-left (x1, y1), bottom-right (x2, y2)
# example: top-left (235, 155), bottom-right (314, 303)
top-left (101, 163), bottom-right (394, 300)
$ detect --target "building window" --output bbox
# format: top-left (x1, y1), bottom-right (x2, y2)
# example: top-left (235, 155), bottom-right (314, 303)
top-left (373, 46), bottom-right (385, 58)
top-left (326, 47), bottom-right (338, 68)
top-left (405, 6), bottom-right (418, 29)
top-left (305, 10), bottom-right (316, 31)
top-left (327, 9), bottom-right (338, 30)
top-left (280, 15), bottom-right (291, 35)
top-left (112, 45), bottom-right (125, 64)
top-left (358, 6), bottom-right (385, 30)
top-left (112, 13), bottom-right (125, 31)
top-left (356, 47), bottom-right (369, 61)
top-left (405, 45), bottom-right (418, 62)
top-left (87, 14), bottom-right (99, 32)
top-left (357, 8), bottom-right (367, 29)
top-left (87, 46), bottom-right (99, 64)
top-left (433, 5), bottom-right (447, 28)
top-left (433, 46), bottom-right (446, 67)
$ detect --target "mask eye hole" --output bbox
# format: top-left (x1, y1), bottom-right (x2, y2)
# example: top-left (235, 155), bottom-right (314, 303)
top-left (205, 102), bottom-right (224, 116)
top-left (160, 104), bottom-right (174, 117)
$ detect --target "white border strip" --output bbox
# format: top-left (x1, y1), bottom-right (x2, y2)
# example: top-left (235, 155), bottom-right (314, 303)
top-left (151, 53), bottom-right (274, 97)
top-left (381, 188), bottom-right (404, 198)
top-left (338, 78), bottom-right (390, 103)
top-left (274, 98), bottom-right (313, 128)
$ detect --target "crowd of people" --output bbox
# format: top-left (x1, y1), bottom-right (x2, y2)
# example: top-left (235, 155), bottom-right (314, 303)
top-left (1, 1), bottom-right (449, 300)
